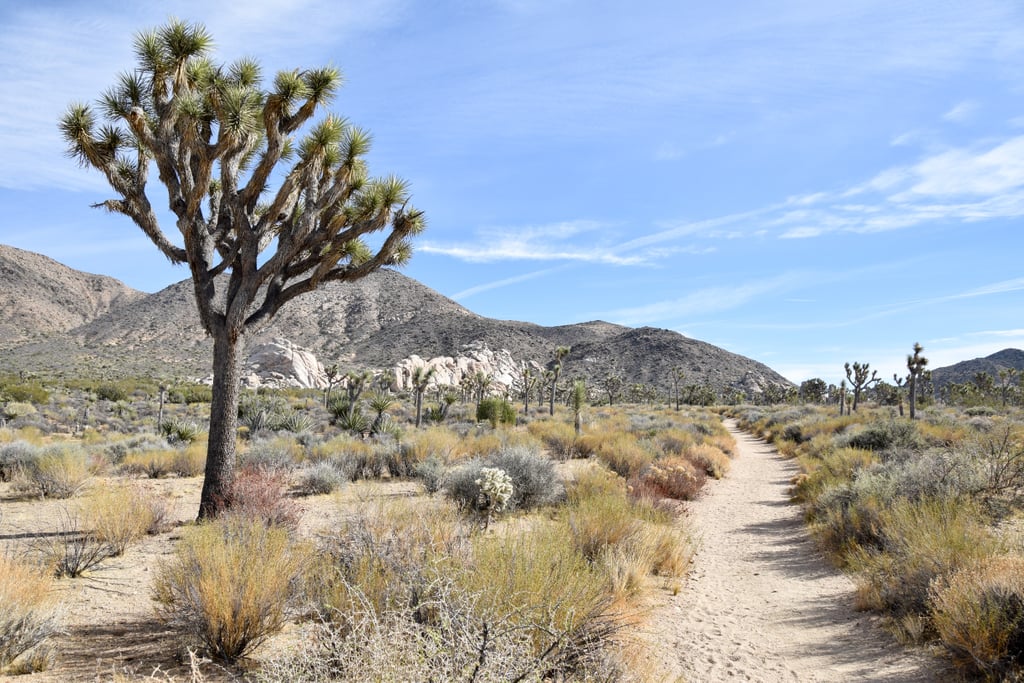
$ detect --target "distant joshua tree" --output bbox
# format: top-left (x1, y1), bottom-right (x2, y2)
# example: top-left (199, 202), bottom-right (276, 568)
top-left (671, 366), bottom-right (685, 411)
top-left (907, 343), bottom-right (928, 420)
top-left (571, 380), bottom-right (587, 436)
top-left (602, 373), bottom-right (623, 406)
top-left (518, 365), bottom-right (538, 413)
top-left (844, 362), bottom-right (880, 412)
top-left (548, 346), bottom-right (570, 416)
top-left (410, 366), bottom-right (436, 428)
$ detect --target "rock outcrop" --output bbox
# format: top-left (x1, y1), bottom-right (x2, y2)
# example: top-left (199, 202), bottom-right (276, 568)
top-left (245, 338), bottom-right (327, 389)
top-left (393, 341), bottom-right (542, 394)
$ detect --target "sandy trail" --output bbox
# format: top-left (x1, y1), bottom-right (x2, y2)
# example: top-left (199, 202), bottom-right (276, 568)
top-left (641, 419), bottom-right (949, 682)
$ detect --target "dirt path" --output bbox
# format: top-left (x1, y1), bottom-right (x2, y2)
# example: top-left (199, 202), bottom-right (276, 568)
top-left (640, 419), bottom-right (949, 682)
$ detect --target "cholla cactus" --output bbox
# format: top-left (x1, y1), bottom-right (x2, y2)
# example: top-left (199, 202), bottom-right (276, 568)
top-left (475, 467), bottom-right (514, 529)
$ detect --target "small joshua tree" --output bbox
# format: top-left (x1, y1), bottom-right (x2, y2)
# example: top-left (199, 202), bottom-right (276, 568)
top-left (548, 346), bottom-right (570, 416)
top-left (571, 380), bottom-right (587, 437)
top-left (907, 342), bottom-right (928, 420)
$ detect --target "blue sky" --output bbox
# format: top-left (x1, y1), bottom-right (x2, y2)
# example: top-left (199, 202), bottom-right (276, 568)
top-left (2, 0), bottom-right (1024, 386)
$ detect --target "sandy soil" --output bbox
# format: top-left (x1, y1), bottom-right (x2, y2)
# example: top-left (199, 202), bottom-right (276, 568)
top-left (637, 419), bottom-right (952, 683)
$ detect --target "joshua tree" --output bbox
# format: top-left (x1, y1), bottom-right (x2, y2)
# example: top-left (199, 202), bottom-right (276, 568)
top-left (411, 366), bottom-right (436, 428)
top-left (838, 379), bottom-right (848, 416)
top-left (798, 378), bottom-right (827, 404)
top-left (517, 365), bottom-right (538, 413)
top-left (367, 391), bottom-right (393, 435)
top-left (571, 380), bottom-right (587, 436)
top-left (670, 366), bottom-right (686, 410)
top-left (999, 368), bottom-right (1019, 407)
top-left (344, 370), bottom-right (373, 404)
top-left (907, 342), bottom-right (928, 420)
top-left (548, 346), bottom-right (570, 416)
top-left (60, 20), bottom-right (424, 518)
top-left (323, 364), bottom-right (341, 408)
top-left (892, 374), bottom-right (907, 417)
top-left (602, 373), bottom-right (623, 406)
top-left (472, 371), bottom-right (493, 409)
top-left (844, 361), bottom-right (879, 412)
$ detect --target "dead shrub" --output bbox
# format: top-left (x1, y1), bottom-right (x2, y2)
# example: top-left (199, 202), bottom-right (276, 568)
top-left (631, 456), bottom-right (706, 501)
top-left (222, 465), bottom-right (302, 530)
top-left (81, 483), bottom-right (158, 555)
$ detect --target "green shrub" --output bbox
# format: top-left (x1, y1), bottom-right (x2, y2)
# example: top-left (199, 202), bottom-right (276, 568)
top-left (297, 462), bottom-right (347, 496)
top-left (0, 554), bottom-right (62, 673)
top-left (413, 455), bottom-right (446, 495)
top-left (153, 517), bottom-right (308, 663)
top-left (159, 418), bottom-right (200, 445)
top-left (2, 402), bottom-right (37, 420)
top-left (476, 397), bottom-right (516, 427)
top-left (0, 379), bottom-right (49, 405)
top-left (485, 445), bottom-right (561, 510)
top-left (95, 384), bottom-right (128, 402)
top-left (840, 420), bottom-right (921, 452)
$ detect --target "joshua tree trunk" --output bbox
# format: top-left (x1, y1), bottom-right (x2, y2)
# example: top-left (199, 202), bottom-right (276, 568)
top-left (198, 331), bottom-right (244, 519)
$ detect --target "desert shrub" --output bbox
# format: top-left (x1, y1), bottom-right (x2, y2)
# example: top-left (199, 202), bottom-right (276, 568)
top-left (485, 445), bottom-right (561, 510)
top-left (965, 406), bottom-right (998, 417)
top-left (527, 419), bottom-right (579, 459)
top-left (2, 402), bottom-right (37, 421)
top-left (849, 498), bottom-right (998, 623)
top-left (0, 380), bottom-right (49, 404)
top-left (153, 516), bottom-right (308, 663)
top-left (565, 463), bottom-right (626, 504)
top-left (413, 455), bottom-right (446, 495)
top-left (591, 432), bottom-right (656, 479)
top-left (170, 443), bottom-right (206, 477)
top-left (81, 483), bottom-right (158, 555)
top-left (0, 554), bottom-right (62, 674)
top-left (0, 440), bottom-right (39, 482)
top-left (631, 456), bottom-right (706, 501)
top-left (459, 430), bottom-right (504, 459)
top-left (458, 528), bottom-right (622, 677)
top-left (296, 462), bottom-right (347, 496)
top-left (476, 397), bottom-right (516, 427)
top-left (36, 509), bottom-right (117, 578)
top-left (222, 465), bottom-right (302, 530)
top-left (159, 418), bottom-right (200, 445)
top-left (566, 490), bottom-right (645, 562)
top-left (398, 426), bottom-right (462, 464)
top-left (120, 449), bottom-right (177, 478)
top-left (18, 444), bottom-right (91, 499)
top-left (309, 502), bottom-right (471, 623)
top-left (930, 555), bottom-right (1024, 679)
top-left (443, 460), bottom-right (486, 512)
top-left (240, 437), bottom-right (301, 471)
top-left (656, 428), bottom-right (696, 456)
top-left (169, 384), bottom-right (212, 404)
top-left (793, 446), bottom-right (875, 503)
top-left (685, 442), bottom-right (731, 479)
top-left (840, 420), bottom-right (922, 452)
top-left (103, 434), bottom-right (169, 465)
top-left (95, 384), bottom-right (128, 402)
top-left (310, 434), bottom-right (373, 464)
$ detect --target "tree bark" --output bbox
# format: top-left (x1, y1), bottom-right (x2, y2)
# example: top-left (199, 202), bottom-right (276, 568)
top-left (908, 377), bottom-right (917, 420)
top-left (198, 330), bottom-right (244, 520)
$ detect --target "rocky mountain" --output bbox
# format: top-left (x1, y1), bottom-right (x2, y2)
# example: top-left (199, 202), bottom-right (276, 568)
top-left (930, 348), bottom-right (1024, 389)
top-left (0, 244), bottom-right (145, 348)
top-left (0, 245), bottom-right (792, 397)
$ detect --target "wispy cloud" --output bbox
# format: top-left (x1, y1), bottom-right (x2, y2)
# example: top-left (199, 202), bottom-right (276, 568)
top-left (451, 265), bottom-right (569, 299)
top-left (942, 100), bottom-right (979, 123)
top-left (591, 273), bottom-right (801, 326)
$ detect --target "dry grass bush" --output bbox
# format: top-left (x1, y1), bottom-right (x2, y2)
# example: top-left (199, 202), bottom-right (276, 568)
top-left (567, 489), bottom-right (645, 563)
top-left (0, 554), bottom-right (63, 674)
top-left (222, 465), bottom-right (302, 530)
top-left (655, 428), bottom-right (696, 457)
top-left (82, 483), bottom-right (160, 555)
top-left (526, 418), bottom-right (579, 459)
top-left (590, 432), bottom-right (656, 479)
top-left (685, 442), bottom-right (731, 479)
top-left (153, 516), bottom-right (309, 663)
top-left (0, 440), bottom-right (39, 482)
top-left (849, 498), bottom-right (998, 624)
top-left (16, 444), bottom-right (93, 499)
top-left (460, 527), bottom-right (624, 677)
top-left (309, 434), bottom-right (372, 464)
top-left (171, 442), bottom-right (206, 477)
top-left (460, 430), bottom-right (505, 459)
top-left (240, 436), bottom-right (303, 471)
top-left (296, 461), bottom-right (348, 496)
top-left (794, 446), bottom-right (876, 504)
top-left (631, 456), bottom-right (706, 501)
top-left (309, 501), bottom-right (470, 624)
top-left (398, 425), bottom-right (463, 464)
top-left (930, 555), bottom-right (1024, 680)
top-left (120, 449), bottom-right (178, 478)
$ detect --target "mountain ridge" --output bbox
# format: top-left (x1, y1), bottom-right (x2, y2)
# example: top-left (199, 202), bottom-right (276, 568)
top-left (0, 244), bottom-right (793, 397)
